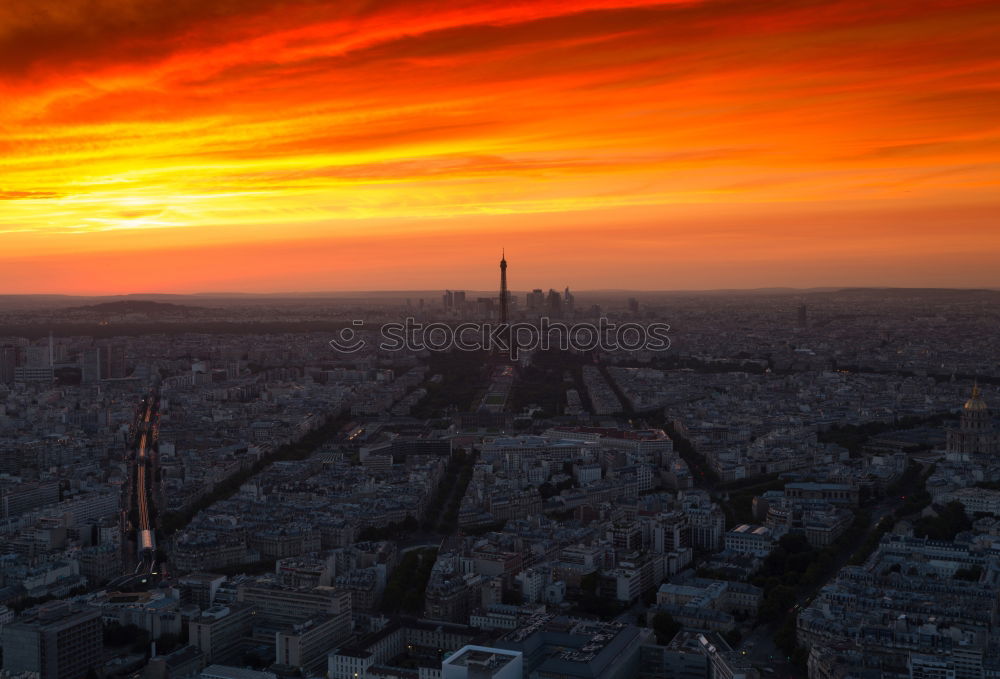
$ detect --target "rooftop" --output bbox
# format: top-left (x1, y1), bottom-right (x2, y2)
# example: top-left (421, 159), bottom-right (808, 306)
top-left (443, 645), bottom-right (521, 671)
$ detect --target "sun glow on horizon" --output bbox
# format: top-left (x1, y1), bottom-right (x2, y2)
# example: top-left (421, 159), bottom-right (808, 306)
top-left (2, 0), bottom-right (999, 293)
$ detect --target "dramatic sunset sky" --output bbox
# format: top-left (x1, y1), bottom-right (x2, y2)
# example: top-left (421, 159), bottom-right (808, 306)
top-left (2, 0), bottom-right (998, 294)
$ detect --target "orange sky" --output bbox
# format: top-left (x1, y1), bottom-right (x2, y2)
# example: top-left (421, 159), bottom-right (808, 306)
top-left (2, 0), bottom-right (999, 294)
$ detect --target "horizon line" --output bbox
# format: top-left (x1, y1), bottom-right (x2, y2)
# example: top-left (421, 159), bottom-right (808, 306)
top-left (3, 285), bottom-right (1000, 299)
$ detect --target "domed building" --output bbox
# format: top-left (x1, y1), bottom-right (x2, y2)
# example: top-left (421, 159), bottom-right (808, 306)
top-left (946, 383), bottom-right (999, 459)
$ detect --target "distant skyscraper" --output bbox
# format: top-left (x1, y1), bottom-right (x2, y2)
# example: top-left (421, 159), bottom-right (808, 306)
top-left (81, 348), bottom-right (102, 384)
top-left (546, 289), bottom-right (562, 316)
top-left (797, 303), bottom-right (808, 328)
top-left (527, 289), bottom-right (544, 312)
top-left (477, 297), bottom-right (495, 316)
top-left (499, 251), bottom-right (509, 325)
top-left (443, 290), bottom-right (454, 310)
top-left (104, 344), bottom-right (126, 379)
top-left (0, 346), bottom-right (16, 384)
top-left (453, 290), bottom-right (466, 310)
top-left (563, 287), bottom-right (575, 313)
top-left (627, 297), bottom-right (639, 314)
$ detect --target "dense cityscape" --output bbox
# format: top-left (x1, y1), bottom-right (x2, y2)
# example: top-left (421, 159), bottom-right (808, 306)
top-left (0, 257), bottom-right (998, 679)
top-left (5, 0), bottom-right (998, 675)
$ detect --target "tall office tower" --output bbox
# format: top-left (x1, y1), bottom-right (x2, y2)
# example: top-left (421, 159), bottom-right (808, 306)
top-left (563, 286), bottom-right (575, 313)
top-left (105, 344), bottom-right (127, 379)
top-left (526, 289), bottom-right (544, 312)
top-left (477, 297), bottom-right (495, 317)
top-left (499, 251), bottom-right (509, 325)
top-left (81, 348), bottom-right (102, 384)
top-left (546, 289), bottom-right (562, 316)
top-left (797, 303), bottom-right (808, 328)
top-left (443, 290), bottom-right (454, 310)
top-left (0, 346), bottom-right (15, 384)
top-left (627, 297), bottom-right (640, 314)
top-left (453, 290), bottom-right (467, 311)
top-left (1, 602), bottom-right (103, 679)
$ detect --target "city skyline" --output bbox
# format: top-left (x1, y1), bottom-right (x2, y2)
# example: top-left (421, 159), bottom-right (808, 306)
top-left (0, 284), bottom-right (997, 678)
top-left (3, 0), bottom-right (1000, 294)
top-left (3, 3), bottom-right (999, 670)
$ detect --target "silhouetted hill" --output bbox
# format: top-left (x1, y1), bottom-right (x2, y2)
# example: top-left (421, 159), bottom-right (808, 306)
top-left (68, 300), bottom-right (205, 314)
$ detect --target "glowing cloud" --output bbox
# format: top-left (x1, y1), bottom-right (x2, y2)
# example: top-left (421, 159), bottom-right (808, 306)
top-left (1, 0), bottom-right (999, 292)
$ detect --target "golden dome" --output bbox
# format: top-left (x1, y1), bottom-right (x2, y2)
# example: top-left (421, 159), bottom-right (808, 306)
top-left (964, 383), bottom-right (988, 412)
